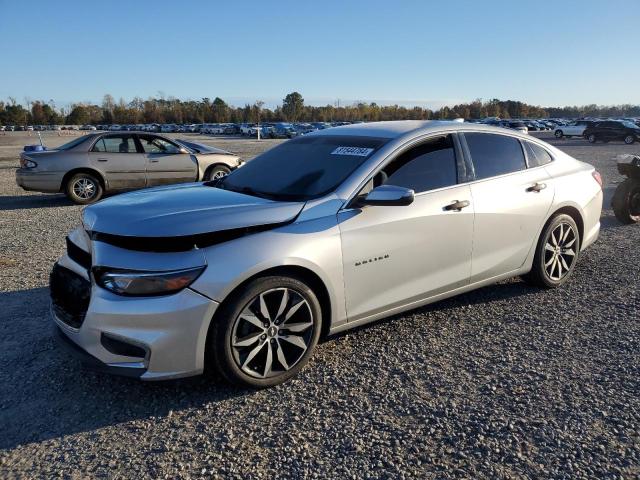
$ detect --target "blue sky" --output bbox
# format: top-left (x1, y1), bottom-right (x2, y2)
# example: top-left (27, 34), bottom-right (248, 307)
top-left (1, 0), bottom-right (639, 109)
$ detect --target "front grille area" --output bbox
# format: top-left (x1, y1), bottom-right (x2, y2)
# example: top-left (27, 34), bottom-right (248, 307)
top-left (50, 263), bottom-right (91, 329)
top-left (66, 236), bottom-right (92, 272)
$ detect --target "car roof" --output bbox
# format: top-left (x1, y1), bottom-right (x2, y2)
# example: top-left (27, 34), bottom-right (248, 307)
top-left (308, 120), bottom-right (518, 139)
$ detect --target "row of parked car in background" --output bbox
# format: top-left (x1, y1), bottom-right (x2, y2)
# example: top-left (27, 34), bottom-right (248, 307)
top-left (4, 117), bottom-right (640, 143)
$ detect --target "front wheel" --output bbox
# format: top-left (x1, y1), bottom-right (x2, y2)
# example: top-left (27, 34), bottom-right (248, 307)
top-left (624, 135), bottom-right (635, 145)
top-left (555, 130), bottom-right (563, 139)
top-left (612, 178), bottom-right (640, 224)
top-left (65, 172), bottom-right (103, 204)
top-left (204, 165), bottom-right (231, 181)
top-left (209, 276), bottom-right (322, 388)
top-left (522, 214), bottom-right (580, 288)
top-left (587, 134), bottom-right (597, 143)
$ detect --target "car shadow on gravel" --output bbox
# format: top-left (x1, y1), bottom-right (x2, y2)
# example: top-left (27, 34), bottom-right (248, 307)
top-left (326, 279), bottom-right (539, 343)
top-left (0, 287), bottom-right (256, 450)
top-left (0, 194), bottom-right (73, 210)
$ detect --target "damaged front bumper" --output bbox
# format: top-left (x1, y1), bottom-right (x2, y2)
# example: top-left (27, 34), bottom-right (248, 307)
top-left (51, 229), bottom-right (220, 380)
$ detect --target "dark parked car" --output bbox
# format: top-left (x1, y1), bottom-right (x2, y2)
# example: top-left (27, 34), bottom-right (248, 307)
top-left (271, 123), bottom-right (298, 139)
top-left (584, 121), bottom-right (640, 144)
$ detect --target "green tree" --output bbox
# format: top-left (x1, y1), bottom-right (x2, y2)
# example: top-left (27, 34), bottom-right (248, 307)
top-left (282, 92), bottom-right (304, 122)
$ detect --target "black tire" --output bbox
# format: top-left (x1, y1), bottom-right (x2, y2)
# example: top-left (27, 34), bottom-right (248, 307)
top-left (624, 135), bottom-right (635, 145)
top-left (612, 178), bottom-right (640, 224)
top-left (203, 164), bottom-right (231, 181)
top-left (209, 275), bottom-right (322, 388)
top-left (65, 172), bottom-right (103, 204)
top-left (587, 134), bottom-right (597, 143)
top-left (554, 130), bottom-right (563, 139)
top-left (522, 214), bottom-right (580, 289)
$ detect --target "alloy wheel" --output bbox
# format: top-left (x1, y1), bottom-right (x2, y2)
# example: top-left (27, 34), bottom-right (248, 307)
top-left (624, 135), bottom-right (634, 144)
top-left (212, 170), bottom-right (227, 180)
top-left (72, 178), bottom-right (96, 200)
top-left (230, 288), bottom-right (315, 379)
top-left (543, 222), bottom-right (577, 281)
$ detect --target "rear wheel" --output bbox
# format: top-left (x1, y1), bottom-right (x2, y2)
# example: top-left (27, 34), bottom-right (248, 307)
top-left (65, 172), bottom-right (103, 204)
top-left (209, 275), bottom-right (322, 388)
top-left (555, 130), bottom-right (563, 139)
top-left (587, 134), bottom-right (597, 143)
top-left (522, 214), bottom-right (580, 288)
top-left (204, 165), bottom-right (231, 181)
top-left (612, 178), bottom-right (640, 224)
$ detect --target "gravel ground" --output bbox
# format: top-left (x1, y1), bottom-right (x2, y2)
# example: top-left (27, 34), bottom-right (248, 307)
top-left (0, 131), bottom-right (639, 479)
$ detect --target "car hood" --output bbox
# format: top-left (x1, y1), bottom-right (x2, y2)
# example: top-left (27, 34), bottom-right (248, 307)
top-left (83, 183), bottom-right (305, 239)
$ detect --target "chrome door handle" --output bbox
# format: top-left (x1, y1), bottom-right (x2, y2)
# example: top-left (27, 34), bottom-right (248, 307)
top-left (444, 200), bottom-right (471, 211)
top-left (97, 158), bottom-right (108, 162)
top-left (149, 159), bottom-right (159, 163)
top-left (527, 182), bottom-right (547, 192)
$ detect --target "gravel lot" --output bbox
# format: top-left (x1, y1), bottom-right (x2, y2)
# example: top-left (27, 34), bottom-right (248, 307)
top-left (1, 131), bottom-right (639, 479)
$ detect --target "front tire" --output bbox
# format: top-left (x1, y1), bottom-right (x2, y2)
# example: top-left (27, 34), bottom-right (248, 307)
top-left (522, 214), bottom-right (580, 288)
top-left (209, 276), bottom-right (322, 388)
top-left (555, 130), bottom-right (563, 139)
top-left (204, 165), bottom-right (231, 181)
top-left (587, 134), bottom-right (597, 143)
top-left (624, 135), bottom-right (635, 145)
top-left (65, 172), bottom-right (103, 204)
top-left (612, 178), bottom-right (640, 224)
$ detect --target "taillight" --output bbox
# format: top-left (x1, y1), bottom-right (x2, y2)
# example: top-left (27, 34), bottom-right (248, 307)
top-left (592, 171), bottom-right (603, 189)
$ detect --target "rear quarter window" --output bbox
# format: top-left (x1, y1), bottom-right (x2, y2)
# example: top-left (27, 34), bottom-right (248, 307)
top-left (464, 132), bottom-right (526, 180)
top-left (522, 141), bottom-right (553, 167)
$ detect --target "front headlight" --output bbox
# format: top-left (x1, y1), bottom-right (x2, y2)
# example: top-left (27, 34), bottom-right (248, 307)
top-left (93, 266), bottom-right (205, 296)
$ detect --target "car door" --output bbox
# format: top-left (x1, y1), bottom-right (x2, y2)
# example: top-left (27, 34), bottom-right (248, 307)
top-left (460, 132), bottom-right (554, 283)
top-left (138, 134), bottom-right (198, 186)
top-left (88, 134), bottom-right (146, 190)
top-left (338, 134), bottom-right (474, 322)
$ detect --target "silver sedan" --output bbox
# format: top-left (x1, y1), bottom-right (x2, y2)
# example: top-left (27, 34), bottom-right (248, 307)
top-left (16, 132), bottom-right (243, 204)
top-left (51, 121), bottom-right (603, 387)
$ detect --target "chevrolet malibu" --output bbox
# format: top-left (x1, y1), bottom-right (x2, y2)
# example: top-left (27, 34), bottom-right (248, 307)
top-left (51, 121), bottom-right (603, 387)
top-left (16, 132), bottom-right (242, 204)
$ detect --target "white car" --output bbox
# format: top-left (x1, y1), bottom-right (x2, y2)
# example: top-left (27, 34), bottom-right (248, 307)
top-left (51, 121), bottom-right (603, 387)
top-left (554, 121), bottom-right (596, 139)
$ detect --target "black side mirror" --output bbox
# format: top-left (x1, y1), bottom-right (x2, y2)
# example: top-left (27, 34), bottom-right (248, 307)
top-left (360, 185), bottom-right (415, 207)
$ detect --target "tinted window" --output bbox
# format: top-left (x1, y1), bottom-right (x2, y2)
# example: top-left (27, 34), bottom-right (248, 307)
top-left (219, 135), bottom-right (389, 201)
top-left (56, 135), bottom-right (93, 151)
top-left (92, 135), bottom-right (136, 153)
top-left (384, 135), bottom-right (457, 193)
top-left (465, 133), bottom-right (526, 180)
top-left (523, 141), bottom-right (553, 167)
top-left (139, 135), bottom-right (181, 154)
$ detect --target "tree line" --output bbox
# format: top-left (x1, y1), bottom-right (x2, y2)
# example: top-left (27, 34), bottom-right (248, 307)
top-left (2, 93), bottom-right (640, 126)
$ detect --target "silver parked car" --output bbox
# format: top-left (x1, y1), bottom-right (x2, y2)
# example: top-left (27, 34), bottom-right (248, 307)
top-left (16, 132), bottom-right (243, 204)
top-left (51, 121), bottom-right (603, 387)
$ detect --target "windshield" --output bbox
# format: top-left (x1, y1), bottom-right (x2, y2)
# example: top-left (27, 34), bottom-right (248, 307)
top-left (218, 135), bottom-right (389, 201)
top-left (56, 135), bottom-right (93, 151)
top-left (622, 121), bottom-right (639, 129)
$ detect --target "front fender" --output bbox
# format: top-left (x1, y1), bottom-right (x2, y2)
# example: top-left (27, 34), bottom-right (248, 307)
top-left (189, 217), bottom-right (347, 328)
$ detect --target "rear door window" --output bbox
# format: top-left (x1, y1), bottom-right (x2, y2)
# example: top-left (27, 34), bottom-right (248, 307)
top-left (92, 135), bottom-right (137, 153)
top-left (464, 133), bottom-right (526, 180)
top-left (523, 141), bottom-right (553, 167)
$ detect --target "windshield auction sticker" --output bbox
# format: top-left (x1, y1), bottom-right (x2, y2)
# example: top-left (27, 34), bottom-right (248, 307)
top-left (331, 146), bottom-right (374, 157)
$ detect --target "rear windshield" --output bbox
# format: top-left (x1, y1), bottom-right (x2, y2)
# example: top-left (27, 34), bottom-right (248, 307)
top-left (56, 135), bottom-right (93, 151)
top-left (218, 135), bottom-right (389, 201)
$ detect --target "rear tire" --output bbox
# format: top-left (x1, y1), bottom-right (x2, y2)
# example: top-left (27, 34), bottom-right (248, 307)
top-left (555, 130), bottom-right (563, 139)
top-left (612, 178), bottom-right (640, 224)
top-left (587, 134), bottom-right (597, 143)
top-left (65, 172), bottom-right (103, 204)
top-left (209, 275), bottom-right (322, 388)
top-left (522, 214), bottom-right (580, 289)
